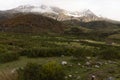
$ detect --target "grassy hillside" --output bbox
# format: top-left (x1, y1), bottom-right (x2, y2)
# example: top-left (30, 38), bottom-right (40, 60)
top-left (0, 13), bottom-right (66, 34)
top-left (63, 20), bottom-right (120, 41)
top-left (79, 21), bottom-right (120, 30)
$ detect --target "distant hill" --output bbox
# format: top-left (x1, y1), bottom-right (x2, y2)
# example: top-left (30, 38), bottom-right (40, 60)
top-left (63, 20), bottom-right (120, 30)
top-left (79, 21), bottom-right (120, 30)
top-left (63, 20), bottom-right (120, 39)
top-left (0, 13), bottom-right (66, 34)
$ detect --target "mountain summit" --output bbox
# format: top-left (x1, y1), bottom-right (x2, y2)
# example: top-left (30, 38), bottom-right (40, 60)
top-left (2, 4), bottom-right (118, 22)
top-left (5, 4), bottom-right (101, 22)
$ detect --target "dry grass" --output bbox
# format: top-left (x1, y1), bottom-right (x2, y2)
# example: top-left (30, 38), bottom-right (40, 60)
top-left (0, 71), bottom-right (18, 80)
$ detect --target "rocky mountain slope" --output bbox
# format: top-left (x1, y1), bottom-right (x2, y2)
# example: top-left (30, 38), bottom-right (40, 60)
top-left (0, 5), bottom-right (103, 22)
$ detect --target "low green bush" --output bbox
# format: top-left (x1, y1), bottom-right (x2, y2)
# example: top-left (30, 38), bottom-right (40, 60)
top-left (42, 61), bottom-right (65, 80)
top-left (18, 61), bottom-right (65, 80)
top-left (20, 47), bottom-right (72, 58)
top-left (72, 47), bottom-right (93, 60)
top-left (18, 63), bottom-right (42, 80)
top-left (0, 52), bottom-right (19, 63)
top-left (99, 47), bottom-right (120, 60)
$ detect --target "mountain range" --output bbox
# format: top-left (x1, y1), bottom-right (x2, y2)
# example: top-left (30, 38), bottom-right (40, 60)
top-left (0, 4), bottom-right (104, 22)
top-left (0, 4), bottom-right (120, 34)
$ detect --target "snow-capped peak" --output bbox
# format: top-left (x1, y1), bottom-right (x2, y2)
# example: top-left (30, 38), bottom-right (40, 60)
top-left (11, 5), bottom-right (96, 17)
top-left (13, 5), bottom-right (35, 12)
top-left (8, 4), bottom-right (99, 22)
top-left (82, 9), bottom-right (94, 14)
top-left (66, 9), bottom-right (96, 17)
top-left (31, 5), bottom-right (57, 13)
top-left (12, 4), bottom-right (61, 14)
top-left (15, 5), bottom-right (35, 9)
top-left (40, 5), bottom-right (48, 9)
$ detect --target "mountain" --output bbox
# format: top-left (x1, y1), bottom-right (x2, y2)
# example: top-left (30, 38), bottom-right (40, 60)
top-left (0, 13), bottom-right (66, 34)
top-left (0, 5), bottom-right (120, 23)
top-left (0, 5), bottom-right (103, 22)
top-left (79, 21), bottom-right (120, 30)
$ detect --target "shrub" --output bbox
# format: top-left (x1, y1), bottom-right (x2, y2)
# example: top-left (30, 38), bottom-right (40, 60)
top-left (72, 47), bottom-right (93, 60)
top-left (42, 61), bottom-right (65, 80)
top-left (18, 63), bottom-right (42, 80)
top-left (0, 52), bottom-right (19, 63)
top-left (99, 47), bottom-right (120, 60)
top-left (20, 47), bottom-right (72, 58)
top-left (18, 61), bottom-right (65, 80)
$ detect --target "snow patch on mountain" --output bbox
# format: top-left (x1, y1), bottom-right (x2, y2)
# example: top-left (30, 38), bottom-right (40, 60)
top-left (66, 9), bottom-right (96, 17)
top-left (12, 5), bottom-right (96, 17)
top-left (5, 4), bottom-right (102, 22)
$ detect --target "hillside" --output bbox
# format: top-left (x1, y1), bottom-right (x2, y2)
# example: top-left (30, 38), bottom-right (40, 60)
top-left (80, 21), bottom-right (120, 30)
top-left (0, 13), bottom-right (66, 34)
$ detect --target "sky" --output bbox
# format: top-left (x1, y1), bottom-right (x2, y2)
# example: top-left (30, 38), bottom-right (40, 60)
top-left (0, 0), bottom-right (120, 21)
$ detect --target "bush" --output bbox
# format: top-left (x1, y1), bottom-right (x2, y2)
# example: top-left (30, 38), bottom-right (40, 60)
top-left (18, 63), bottom-right (42, 80)
top-left (0, 52), bottom-right (19, 63)
top-left (42, 61), bottom-right (65, 80)
top-left (72, 47), bottom-right (93, 60)
top-left (99, 47), bottom-right (120, 60)
top-left (18, 61), bottom-right (65, 80)
top-left (20, 47), bottom-right (72, 58)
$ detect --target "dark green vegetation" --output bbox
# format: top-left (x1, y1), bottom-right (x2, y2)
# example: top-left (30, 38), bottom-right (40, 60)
top-left (0, 13), bottom-right (120, 80)
top-left (0, 32), bottom-right (120, 80)
top-left (18, 62), bottom-right (65, 80)
top-left (0, 52), bottom-right (19, 63)
top-left (64, 20), bottom-right (120, 42)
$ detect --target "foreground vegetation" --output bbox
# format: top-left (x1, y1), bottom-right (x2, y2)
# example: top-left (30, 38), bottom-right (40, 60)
top-left (0, 32), bottom-right (120, 80)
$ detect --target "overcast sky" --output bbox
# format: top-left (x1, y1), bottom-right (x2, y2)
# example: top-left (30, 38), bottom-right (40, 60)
top-left (0, 0), bottom-right (120, 21)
